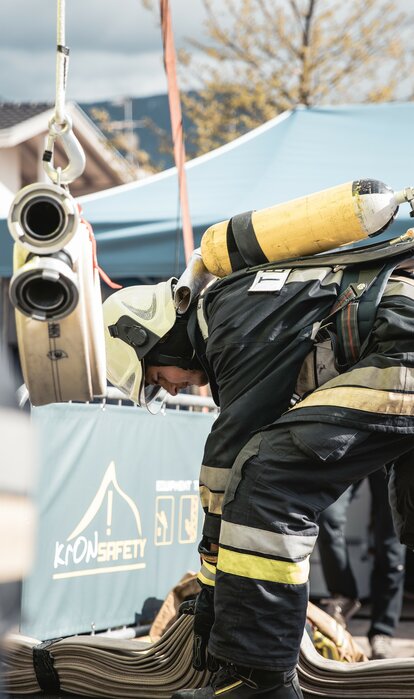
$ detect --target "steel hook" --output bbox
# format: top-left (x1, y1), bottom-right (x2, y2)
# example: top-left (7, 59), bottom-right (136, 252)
top-left (43, 114), bottom-right (86, 185)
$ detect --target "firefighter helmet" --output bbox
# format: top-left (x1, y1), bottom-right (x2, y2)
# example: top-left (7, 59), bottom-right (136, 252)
top-left (103, 278), bottom-right (177, 410)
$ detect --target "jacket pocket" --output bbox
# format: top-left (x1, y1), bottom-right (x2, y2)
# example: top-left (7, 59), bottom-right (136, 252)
top-left (289, 423), bottom-right (370, 462)
top-left (223, 433), bottom-right (262, 507)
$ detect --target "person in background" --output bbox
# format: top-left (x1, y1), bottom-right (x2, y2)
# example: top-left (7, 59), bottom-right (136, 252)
top-left (318, 470), bottom-right (406, 659)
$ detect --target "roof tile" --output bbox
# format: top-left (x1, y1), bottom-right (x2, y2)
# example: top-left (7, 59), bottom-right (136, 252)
top-left (0, 103), bottom-right (53, 130)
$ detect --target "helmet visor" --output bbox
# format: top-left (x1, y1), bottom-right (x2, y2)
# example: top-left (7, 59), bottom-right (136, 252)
top-left (143, 384), bottom-right (168, 414)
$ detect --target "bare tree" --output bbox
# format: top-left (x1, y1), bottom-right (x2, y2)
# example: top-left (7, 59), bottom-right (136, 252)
top-left (178, 0), bottom-right (413, 155)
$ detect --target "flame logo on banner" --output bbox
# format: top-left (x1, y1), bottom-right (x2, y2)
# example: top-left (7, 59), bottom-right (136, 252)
top-left (67, 461), bottom-right (143, 541)
top-left (53, 461), bottom-right (147, 579)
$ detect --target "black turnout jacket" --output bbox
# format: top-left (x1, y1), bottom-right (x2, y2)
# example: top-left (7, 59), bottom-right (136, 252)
top-left (187, 243), bottom-right (414, 544)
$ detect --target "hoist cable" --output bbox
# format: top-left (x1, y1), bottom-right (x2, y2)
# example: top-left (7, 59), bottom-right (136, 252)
top-left (54, 0), bottom-right (70, 125)
top-left (42, 0), bottom-right (85, 185)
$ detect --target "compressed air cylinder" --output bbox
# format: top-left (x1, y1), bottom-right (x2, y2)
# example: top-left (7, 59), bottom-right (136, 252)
top-left (200, 180), bottom-right (400, 277)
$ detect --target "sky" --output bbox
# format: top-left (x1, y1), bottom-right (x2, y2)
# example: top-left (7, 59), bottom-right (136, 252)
top-left (1, 0), bottom-right (412, 106)
top-left (0, 0), bottom-right (208, 104)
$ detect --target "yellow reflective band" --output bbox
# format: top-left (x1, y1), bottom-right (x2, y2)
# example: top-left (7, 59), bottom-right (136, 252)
top-left (201, 552), bottom-right (218, 564)
top-left (199, 485), bottom-right (224, 515)
top-left (290, 385), bottom-right (414, 416)
top-left (310, 365), bottom-right (414, 393)
top-left (215, 680), bottom-right (243, 695)
top-left (384, 276), bottom-right (414, 301)
top-left (198, 560), bottom-right (216, 586)
top-left (218, 548), bottom-right (309, 585)
top-left (200, 464), bottom-right (230, 491)
top-left (197, 570), bottom-right (216, 587)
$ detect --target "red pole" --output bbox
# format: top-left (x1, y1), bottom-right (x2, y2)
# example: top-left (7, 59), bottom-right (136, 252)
top-left (160, 0), bottom-right (195, 265)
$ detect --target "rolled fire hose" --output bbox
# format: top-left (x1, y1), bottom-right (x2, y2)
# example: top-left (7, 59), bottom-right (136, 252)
top-left (8, 182), bottom-right (80, 255)
top-left (10, 221), bottom-right (106, 406)
top-left (77, 221), bottom-right (107, 398)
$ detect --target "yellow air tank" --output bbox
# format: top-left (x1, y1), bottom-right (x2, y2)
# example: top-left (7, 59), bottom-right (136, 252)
top-left (200, 179), bottom-right (407, 277)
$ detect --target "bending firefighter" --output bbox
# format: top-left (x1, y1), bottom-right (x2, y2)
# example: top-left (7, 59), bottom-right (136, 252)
top-left (103, 241), bottom-right (414, 699)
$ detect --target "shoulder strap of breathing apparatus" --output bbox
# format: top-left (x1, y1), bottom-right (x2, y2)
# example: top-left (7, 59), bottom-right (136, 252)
top-left (246, 235), bottom-right (414, 369)
top-left (332, 260), bottom-right (402, 369)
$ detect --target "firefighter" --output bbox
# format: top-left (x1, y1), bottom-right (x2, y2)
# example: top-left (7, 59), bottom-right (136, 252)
top-left (103, 246), bottom-right (414, 699)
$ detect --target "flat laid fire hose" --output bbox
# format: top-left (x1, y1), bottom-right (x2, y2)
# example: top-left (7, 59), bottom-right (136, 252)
top-left (3, 614), bottom-right (209, 697)
top-left (3, 605), bottom-right (414, 698)
top-left (298, 632), bottom-right (414, 697)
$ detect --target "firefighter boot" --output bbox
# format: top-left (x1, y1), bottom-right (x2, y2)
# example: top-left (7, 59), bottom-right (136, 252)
top-left (171, 665), bottom-right (303, 698)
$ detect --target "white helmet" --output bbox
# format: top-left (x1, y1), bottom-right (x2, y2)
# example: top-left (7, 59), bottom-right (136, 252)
top-left (103, 278), bottom-right (177, 410)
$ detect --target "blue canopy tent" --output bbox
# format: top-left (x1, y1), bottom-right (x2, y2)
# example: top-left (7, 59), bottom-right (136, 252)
top-left (1, 102), bottom-right (414, 280)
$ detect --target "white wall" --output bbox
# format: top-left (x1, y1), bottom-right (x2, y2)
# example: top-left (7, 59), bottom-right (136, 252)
top-left (0, 147), bottom-right (20, 192)
top-left (0, 147), bottom-right (20, 216)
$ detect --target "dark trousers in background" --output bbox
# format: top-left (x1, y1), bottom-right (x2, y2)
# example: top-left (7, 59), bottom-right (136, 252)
top-left (317, 470), bottom-right (406, 638)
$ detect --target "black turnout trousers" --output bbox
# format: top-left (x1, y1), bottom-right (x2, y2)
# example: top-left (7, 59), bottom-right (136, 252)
top-left (209, 422), bottom-right (414, 671)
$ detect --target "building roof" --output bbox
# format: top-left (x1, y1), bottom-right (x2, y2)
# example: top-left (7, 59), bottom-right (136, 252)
top-left (0, 101), bottom-right (136, 199)
top-left (0, 103), bottom-right (53, 130)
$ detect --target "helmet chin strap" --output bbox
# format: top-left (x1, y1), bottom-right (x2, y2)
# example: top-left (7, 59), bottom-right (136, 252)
top-left (109, 307), bottom-right (201, 372)
top-left (145, 310), bottom-right (201, 370)
top-left (146, 350), bottom-right (200, 371)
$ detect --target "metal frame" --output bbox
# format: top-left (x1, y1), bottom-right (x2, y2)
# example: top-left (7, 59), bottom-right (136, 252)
top-left (17, 383), bottom-right (218, 412)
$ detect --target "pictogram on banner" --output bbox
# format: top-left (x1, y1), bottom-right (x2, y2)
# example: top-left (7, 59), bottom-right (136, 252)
top-left (178, 495), bottom-right (199, 544)
top-left (154, 496), bottom-right (175, 546)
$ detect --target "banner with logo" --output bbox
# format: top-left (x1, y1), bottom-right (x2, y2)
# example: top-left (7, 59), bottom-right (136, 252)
top-left (22, 403), bottom-right (216, 640)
